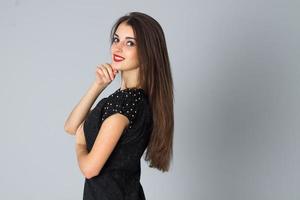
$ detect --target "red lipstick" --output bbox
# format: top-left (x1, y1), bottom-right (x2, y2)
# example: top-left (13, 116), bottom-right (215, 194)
top-left (113, 54), bottom-right (125, 62)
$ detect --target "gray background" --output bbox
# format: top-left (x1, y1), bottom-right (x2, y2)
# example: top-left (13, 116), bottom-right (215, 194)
top-left (1, 0), bottom-right (299, 199)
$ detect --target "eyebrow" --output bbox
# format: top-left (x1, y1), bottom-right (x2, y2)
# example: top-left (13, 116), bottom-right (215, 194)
top-left (114, 33), bottom-right (136, 40)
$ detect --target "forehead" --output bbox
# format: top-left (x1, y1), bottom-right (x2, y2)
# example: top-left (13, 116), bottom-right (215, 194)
top-left (115, 22), bottom-right (135, 37)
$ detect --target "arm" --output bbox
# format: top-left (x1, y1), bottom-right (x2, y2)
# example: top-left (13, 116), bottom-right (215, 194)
top-left (64, 81), bottom-right (107, 135)
top-left (64, 63), bottom-right (118, 135)
top-left (75, 113), bottom-right (129, 179)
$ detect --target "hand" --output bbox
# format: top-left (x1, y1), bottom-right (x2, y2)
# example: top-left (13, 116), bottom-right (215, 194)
top-left (75, 122), bottom-right (86, 146)
top-left (95, 63), bottom-right (119, 86)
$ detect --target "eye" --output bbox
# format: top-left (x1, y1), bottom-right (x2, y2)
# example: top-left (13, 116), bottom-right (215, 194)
top-left (112, 37), bottom-right (119, 43)
top-left (126, 41), bottom-right (135, 47)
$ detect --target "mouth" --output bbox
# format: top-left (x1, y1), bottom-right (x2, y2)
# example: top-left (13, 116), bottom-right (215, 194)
top-left (113, 54), bottom-right (125, 62)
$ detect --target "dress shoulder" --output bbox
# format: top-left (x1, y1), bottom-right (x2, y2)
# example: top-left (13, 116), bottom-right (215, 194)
top-left (101, 88), bottom-right (145, 129)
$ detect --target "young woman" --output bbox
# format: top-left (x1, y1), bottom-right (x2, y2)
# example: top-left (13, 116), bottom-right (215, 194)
top-left (64, 11), bottom-right (174, 200)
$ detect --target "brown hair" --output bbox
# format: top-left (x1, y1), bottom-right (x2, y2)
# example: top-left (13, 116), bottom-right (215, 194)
top-left (109, 12), bottom-right (174, 172)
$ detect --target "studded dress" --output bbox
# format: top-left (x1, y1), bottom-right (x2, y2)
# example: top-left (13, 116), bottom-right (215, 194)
top-left (82, 87), bottom-right (153, 200)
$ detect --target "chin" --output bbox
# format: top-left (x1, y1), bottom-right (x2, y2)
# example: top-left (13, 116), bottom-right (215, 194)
top-left (114, 63), bottom-right (130, 70)
top-left (112, 62), bottom-right (122, 69)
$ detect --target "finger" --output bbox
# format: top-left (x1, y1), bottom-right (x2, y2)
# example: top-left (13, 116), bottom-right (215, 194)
top-left (114, 69), bottom-right (119, 75)
top-left (96, 66), bottom-right (103, 77)
top-left (110, 63), bottom-right (118, 74)
top-left (112, 68), bottom-right (118, 75)
top-left (103, 63), bottom-right (114, 80)
top-left (101, 64), bottom-right (111, 81)
top-left (96, 65), bottom-right (104, 74)
top-left (96, 66), bottom-right (102, 74)
top-left (96, 67), bottom-right (104, 77)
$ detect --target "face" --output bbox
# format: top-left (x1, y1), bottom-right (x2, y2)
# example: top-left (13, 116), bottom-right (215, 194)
top-left (111, 22), bottom-right (139, 71)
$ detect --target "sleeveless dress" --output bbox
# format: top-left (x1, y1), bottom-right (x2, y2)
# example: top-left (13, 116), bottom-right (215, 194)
top-left (82, 87), bottom-right (153, 200)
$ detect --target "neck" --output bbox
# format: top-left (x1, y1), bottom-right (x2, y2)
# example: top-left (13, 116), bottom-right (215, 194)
top-left (120, 67), bottom-right (140, 90)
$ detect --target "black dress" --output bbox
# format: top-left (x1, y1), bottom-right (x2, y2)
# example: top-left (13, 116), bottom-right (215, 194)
top-left (82, 87), bottom-right (153, 200)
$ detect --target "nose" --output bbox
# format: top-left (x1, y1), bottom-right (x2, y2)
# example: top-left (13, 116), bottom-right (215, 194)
top-left (114, 41), bottom-right (124, 52)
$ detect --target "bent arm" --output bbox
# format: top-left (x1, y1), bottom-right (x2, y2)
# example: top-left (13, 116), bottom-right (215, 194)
top-left (75, 113), bottom-right (129, 179)
top-left (64, 81), bottom-right (106, 135)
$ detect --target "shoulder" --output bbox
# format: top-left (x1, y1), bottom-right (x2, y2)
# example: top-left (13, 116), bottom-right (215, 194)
top-left (101, 88), bottom-right (147, 128)
top-left (109, 87), bottom-right (145, 100)
top-left (106, 87), bottom-right (146, 108)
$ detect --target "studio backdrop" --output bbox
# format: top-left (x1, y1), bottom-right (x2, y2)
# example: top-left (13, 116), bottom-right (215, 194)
top-left (0, 0), bottom-right (299, 199)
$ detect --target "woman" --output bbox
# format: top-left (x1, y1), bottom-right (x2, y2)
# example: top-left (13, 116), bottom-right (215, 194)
top-left (64, 11), bottom-right (174, 200)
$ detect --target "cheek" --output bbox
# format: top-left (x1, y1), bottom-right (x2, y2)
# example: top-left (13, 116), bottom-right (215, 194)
top-left (110, 44), bottom-right (119, 54)
top-left (127, 50), bottom-right (139, 63)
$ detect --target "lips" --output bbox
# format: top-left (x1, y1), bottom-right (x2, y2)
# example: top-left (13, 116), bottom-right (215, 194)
top-left (113, 54), bottom-right (125, 62)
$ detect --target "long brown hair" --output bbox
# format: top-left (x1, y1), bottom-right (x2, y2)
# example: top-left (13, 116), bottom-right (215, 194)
top-left (109, 12), bottom-right (174, 172)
